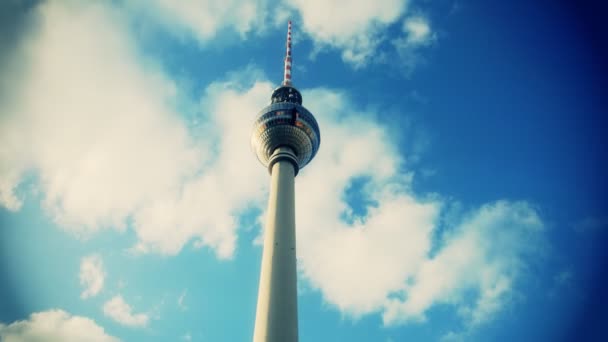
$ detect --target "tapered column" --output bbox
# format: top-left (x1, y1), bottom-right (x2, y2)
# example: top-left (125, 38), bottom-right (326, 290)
top-left (253, 147), bottom-right (298, 342)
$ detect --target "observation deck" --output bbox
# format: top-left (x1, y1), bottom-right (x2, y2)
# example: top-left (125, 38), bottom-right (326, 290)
top-left (251, 85), bottom-right (320, 175)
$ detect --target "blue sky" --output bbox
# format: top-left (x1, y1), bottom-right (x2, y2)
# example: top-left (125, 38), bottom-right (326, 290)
top-left (0, 1), bottom-right (606, 341)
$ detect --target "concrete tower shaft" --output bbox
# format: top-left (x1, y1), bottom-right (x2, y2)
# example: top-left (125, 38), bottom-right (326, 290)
top-left (251, 21), bottom-right (320, 342)
top-left (253, 147), bottom-right (298, 342)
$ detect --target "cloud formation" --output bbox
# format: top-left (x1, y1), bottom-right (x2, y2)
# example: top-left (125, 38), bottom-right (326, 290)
top-left (285, 0), bottom-right (408, 66)
top-left (132, 0), bottom-right (269, 42)
top-left (391, 15), bottom-right (436, 74)
top-left (0, 310), bottom-right (119, 342)
top-left (402, 15), bottom-right (434, 45)
top-left (103, 295), bottom-right (149, 328)
top-left (0, 0), bottom-right (544, 332)
top-left (383, 201), bottom-right (543, 325)
top-left (80, 254), bottom-right (106, 299)
top-left (0, 1), bottom-right (203, 233)
top-left (288, 90), bottom-right (545, 326)
top-left (0, 1), bottom-right (280, 259)
top-left (122, 0), bottom-right (434, 70)
top-left (193, 78), bottom-right (544, 327)
top-left (130, 78), bottom-right (269, 257)
top-left (0, 1), bottom-right (242, 258)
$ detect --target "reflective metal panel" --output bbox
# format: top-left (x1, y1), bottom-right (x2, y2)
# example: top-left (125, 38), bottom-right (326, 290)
top-left (251, 102), bottom-right (320, 171)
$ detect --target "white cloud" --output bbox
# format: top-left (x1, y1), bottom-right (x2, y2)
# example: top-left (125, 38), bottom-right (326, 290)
top-left (382, 201), bottom-right (543, 326)
top-left (0, 310), bottom-right (119, 342)
top-left (293, 89), bottom-right (437, 314)
top-left (286, 0), bottom-right (408, 66)
top-left (0, 1), bottom-right (204, 235)
top-left (129, 0), bottom-right (269, 43)
top-left (403, 16), bottom-right (434, 45)
top-left (127, 0), bottom-right (409, 67)
top-left (289, 89), bottom-right (544, 325)
top-left (130, 77), bottom-right (269, 258)
top-left (0, 1), bottom-right (251, 258)
top-left (126, 0), bottom-right (429, 70)
top-left (103, 295), bottom-right (149, 328)
top-left (80, 254), bottom-right (106, 299)
top-left (191, 79), bottom-right (544, 326)
top-left (391, 15), bottom-right (436, 75)
top-left (128, 0), bottom-right (431, 70)
top-left (0, 1), bottom-right (544, 331)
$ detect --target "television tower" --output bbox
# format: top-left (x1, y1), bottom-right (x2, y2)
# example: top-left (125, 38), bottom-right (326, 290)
top-left (251, 21), bottom-right (320, 342)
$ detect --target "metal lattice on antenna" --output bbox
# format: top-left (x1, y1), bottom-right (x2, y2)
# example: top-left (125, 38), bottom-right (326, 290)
top-left (283, 20), bottom-right (292, 86)
top-left (251, 19), bottom-right (320, 174)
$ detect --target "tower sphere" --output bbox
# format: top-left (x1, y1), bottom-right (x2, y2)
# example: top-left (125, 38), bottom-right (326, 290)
top-left (251, 85), bottom-right (320, 174)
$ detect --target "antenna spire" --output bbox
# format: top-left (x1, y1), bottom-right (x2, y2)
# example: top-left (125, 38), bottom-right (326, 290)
top-left (283, 20), bottom-right (292, 86)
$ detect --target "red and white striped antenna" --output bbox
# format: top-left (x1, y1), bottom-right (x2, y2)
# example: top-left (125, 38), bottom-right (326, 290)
top-left (283, 20), bottom-right (293, 86)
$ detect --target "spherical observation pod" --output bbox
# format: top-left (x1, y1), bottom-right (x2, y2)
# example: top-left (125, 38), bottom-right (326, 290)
top-left (251, 94), bottom-right (320, 175)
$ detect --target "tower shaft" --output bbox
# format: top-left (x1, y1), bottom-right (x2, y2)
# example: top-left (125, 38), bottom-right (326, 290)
top-left (253, 147), bottom-right (298, 342)
top-left (251, 21), bottom-right (319, 342)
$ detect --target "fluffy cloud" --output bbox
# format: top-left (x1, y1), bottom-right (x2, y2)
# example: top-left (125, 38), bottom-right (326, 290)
top-left (195, 79), bottom-right (544, 326)
top-left (0, 1), bottom-right (245, 258)
top-left (392, 15), bottom-right (436, 75)
top-left (127, 0), bottom-right (409, 67)
top-left (383, 201), bottom-right (543, 325)
top-left (289, 88), bottom-right (436, 315)
top-left (0, 310), bottom-right (119, 342)
top-left (103, 295), bottom-right (149, 328)
top-left (130, 77), bottom-right (269, 258)
top-left (0, 1), bottom-right (204, 234)
top-left (131, 0), bottom-right (269, 42)
top-left (124, 0), bottom-right (432, 70)
top-left (80, 254), bottom-right (106, 299)
top-left (0, 0), bottom-right (543, 330)
top-left (402, 15), bottom-right (434, 45)
top-left (291, 91), bottom-right (544, 325)
top-left (286, 0), bottom-right (408, 66)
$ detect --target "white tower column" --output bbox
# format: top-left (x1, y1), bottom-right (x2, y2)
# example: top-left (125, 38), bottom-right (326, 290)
top-left (251, 21), bottom-right (319, 342)
top-left (253, 147), bottom-right (298, 342)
